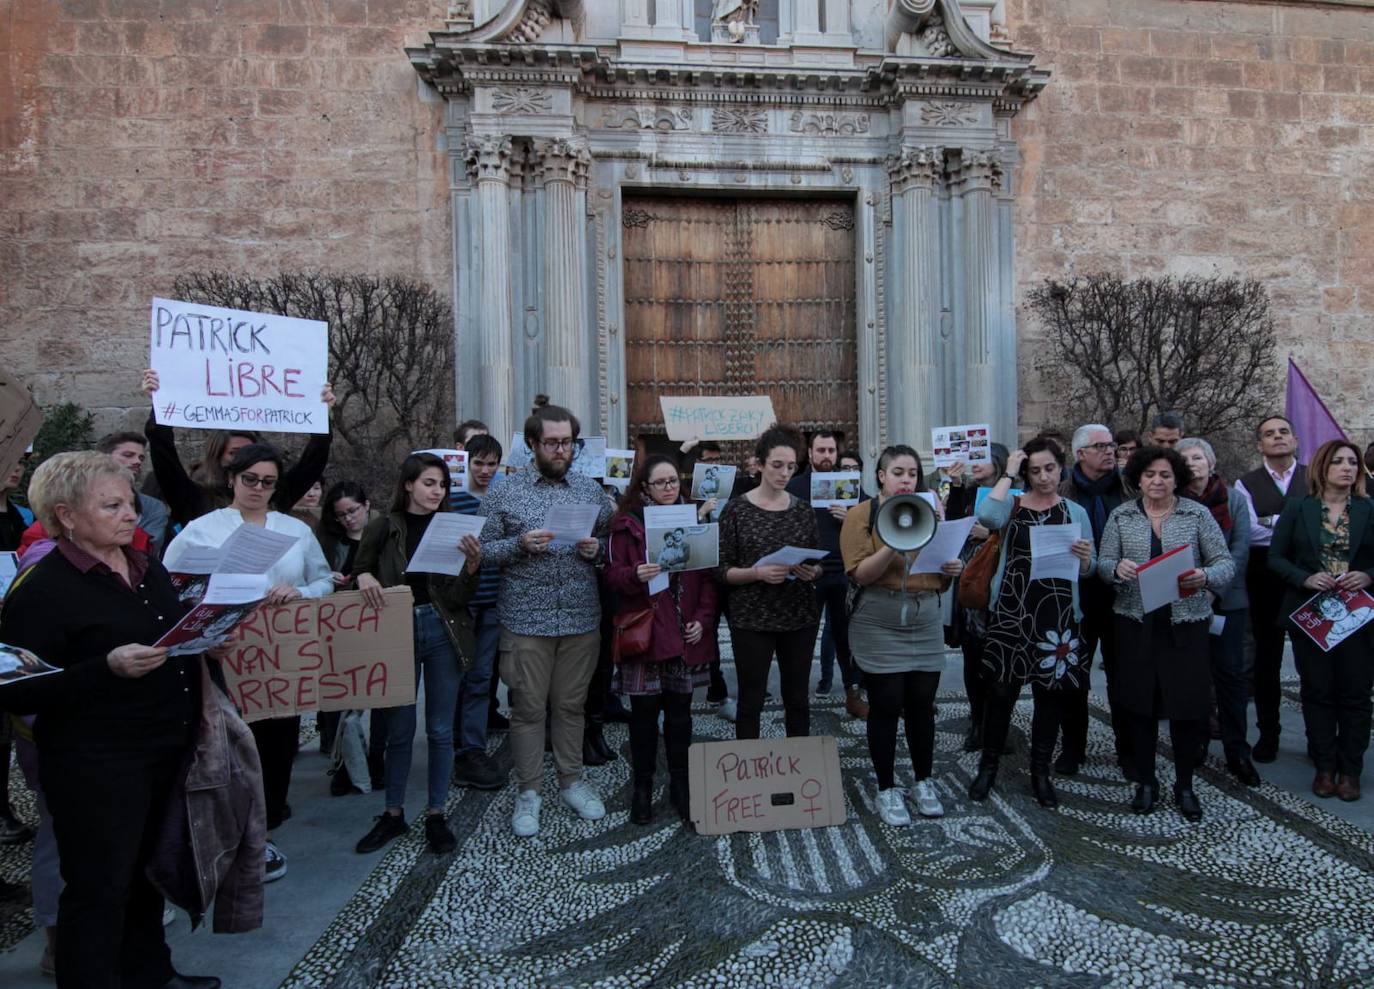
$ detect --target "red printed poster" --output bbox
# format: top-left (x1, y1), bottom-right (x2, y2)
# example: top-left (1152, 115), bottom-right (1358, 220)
top-left (1290, 588), bottom-right (1374, 652)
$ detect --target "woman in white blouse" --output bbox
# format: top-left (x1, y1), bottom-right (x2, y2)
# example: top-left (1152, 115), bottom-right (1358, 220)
top-left (164, 443), bottom-right (332, 884)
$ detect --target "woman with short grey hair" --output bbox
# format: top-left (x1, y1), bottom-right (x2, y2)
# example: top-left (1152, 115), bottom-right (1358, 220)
top-left (1177, 437), bottom-right (1257, 787)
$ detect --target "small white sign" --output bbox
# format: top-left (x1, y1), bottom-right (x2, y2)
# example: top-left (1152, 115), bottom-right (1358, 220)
top-left (931, 423), bottom-right (992, 469)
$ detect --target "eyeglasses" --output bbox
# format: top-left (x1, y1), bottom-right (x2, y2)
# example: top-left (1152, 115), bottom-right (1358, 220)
top-left (335, 504), bottom-right (366, 521)
top-left (237, 473), bottom-right (278, 489)
top-left (539, 439), bottom-right (575, 451)
top-left (647, 477), bottom-right (680, 489)
top-left (1085, 442), bottom-right (1117, 453)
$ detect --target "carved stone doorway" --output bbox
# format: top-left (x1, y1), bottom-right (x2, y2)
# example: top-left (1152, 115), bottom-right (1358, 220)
top-left (621, 195), bottom-right (859, 459)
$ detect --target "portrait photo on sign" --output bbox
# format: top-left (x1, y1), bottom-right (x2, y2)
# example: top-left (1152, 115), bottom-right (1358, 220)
top-left (1291, 588), bottom-right (1374, 652)
top-left (931, 423), bottom-right (992, 468)
top-left (605, 449), bottom-right (635, 480)
top-left (691, 462), bottom-right (736, 503)
top-left (810, 471), bottom-right (862, 508)
top-left (569, 436), bottom-right (607, 479)
top-left (645, 524), bottom-right (719, 573)
top-left (0, 644), bottom-right (59, 683)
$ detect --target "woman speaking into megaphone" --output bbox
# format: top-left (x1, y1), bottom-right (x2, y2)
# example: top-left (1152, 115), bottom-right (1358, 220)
top-left (839, 444), bottom-right (965, 827)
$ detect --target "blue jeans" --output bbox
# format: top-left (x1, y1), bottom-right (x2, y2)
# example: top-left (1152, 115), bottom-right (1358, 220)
top-left (457, 605), bottom-right (499, 753)
top-left (1209, 607), bottom-right (1251, 763)
top-left (385, 605), bottom-right (461, 813)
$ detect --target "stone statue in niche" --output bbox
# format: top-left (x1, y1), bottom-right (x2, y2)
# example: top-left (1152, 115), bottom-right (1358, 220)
top-left (712, 0), bottom-right (760, 43)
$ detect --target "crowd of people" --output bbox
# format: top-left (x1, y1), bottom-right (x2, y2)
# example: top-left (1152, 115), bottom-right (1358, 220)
top-left (1, 381), bottom-right (1372, 986)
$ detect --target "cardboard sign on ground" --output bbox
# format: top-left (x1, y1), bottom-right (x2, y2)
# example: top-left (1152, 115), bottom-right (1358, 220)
top-left (0, 367), bottom-right (42, 484)
top-left (688, 735), bottom-right (846, 835)
top-left (220, 587), bottom-right (415, 722)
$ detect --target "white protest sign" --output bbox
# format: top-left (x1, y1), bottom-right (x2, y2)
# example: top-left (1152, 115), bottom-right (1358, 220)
top-left (931, 423), bottom-right (992, 469)
top-left (660, 396), bottom-right (776, 442)
top-left (150, 297), bottom-right (329, 434)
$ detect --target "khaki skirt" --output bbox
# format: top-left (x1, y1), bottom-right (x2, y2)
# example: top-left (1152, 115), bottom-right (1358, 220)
top-left (849, 586), bottom-right (947, 675)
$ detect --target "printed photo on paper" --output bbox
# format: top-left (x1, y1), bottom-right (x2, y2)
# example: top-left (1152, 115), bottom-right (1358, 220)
top-left (810, 471), bottom-right (862, 508)
top-left (0, 643), bottom-right (60, 684)
top-left (931, 423), bottom-right (992, 469)
top-left (604, 449), bottom-right (635, 481)
top-left (645, 524), bottom-right (720, 573)
top-left (1291, 587), bottom-right (1374, 652)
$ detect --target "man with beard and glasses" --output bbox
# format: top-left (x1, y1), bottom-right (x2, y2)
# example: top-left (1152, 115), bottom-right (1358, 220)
top-left (787, 430), bottom-right (868, 718)
top-left (480, 397), bottom-right (615, 838)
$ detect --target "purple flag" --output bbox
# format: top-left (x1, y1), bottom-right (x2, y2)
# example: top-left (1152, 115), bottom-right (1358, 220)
top-left (1285, 358), bottom-right (1346, 463)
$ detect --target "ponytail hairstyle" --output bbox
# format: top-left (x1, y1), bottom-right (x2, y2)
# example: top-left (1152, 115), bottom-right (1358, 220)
top-left (876, 444), bottom-right (927, 491)
top-left (523, 394), bottom-right (581, 451)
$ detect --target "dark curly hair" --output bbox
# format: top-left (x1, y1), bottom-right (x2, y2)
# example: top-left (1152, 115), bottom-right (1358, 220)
top-left (754, 425), bottom-right (804, 466)
top-left (1016, 436), bottom-right (1065, 485)
top-left (1123, 445), bottom-right (1193, 492)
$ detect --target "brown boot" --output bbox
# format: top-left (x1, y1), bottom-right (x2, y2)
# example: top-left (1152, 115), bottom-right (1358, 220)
top-left (1336, 775), bottom-right (1361, 802)
top-left (844, 686), bottom-right (869, 721)
top-left (1312, 770), bottom-right (1337, 798)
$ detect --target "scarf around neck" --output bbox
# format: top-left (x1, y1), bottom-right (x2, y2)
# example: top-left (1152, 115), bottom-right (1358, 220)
top-left (1069, 463), bottom-right (1121, 540)
top-left (1184, 474), bottom-right (1233, 534)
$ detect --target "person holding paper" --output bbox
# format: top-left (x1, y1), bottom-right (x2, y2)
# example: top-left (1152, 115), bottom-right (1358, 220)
top-left (1096, 446), bottom-right (1235, 821)
top-left (0, 452), bottom-right (238, 989)
top-left (720, 426), bottom-right (822, 741)
top-left (970, 438), bottom-right (1096, 810)
top-left (479, 399), bottom-right (615, 839)
top-left (1269, 439), bottom-right (1374, 803)
top-left (841, 445), bottom-right (963, 825)
top-left (605, 456), bottom-right (719, 826)
top-left (1178, 437), bottom-right (1258, 787)
top-left (690, 443), bottom-right (736, 717)
top-left (164, 443), bottom-right (334, 882)
top-left (140, 368), bottom-right (336, 528)
top-left (350, 452), bottom-right (484, 854)
top-left (943, 442), bottom-right (1008, 753)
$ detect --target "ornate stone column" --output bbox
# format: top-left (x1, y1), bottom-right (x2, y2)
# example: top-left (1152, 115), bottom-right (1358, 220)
top-left (887, 146), bottom-right (944, 453)
top-left (535, 137), bottom-right (593, 420)
top-left (949, 149), bottom-right (1010, 443)
top-left (465, 135), bottom-right (517, 444)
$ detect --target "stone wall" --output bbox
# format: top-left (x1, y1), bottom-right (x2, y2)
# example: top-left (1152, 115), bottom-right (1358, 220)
top-left (1005, 0), bottom-right (1374, 445)
top-left (0, 0), bottom-right (451, 433)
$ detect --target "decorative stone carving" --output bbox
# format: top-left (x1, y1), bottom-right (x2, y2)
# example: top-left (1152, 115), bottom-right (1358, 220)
top-left (507, 0), bottom-right (553, 44)
top-left (712, 0), bottom-right (760, 43)
top-left (949, 149), bottom-right (1003, 192)
top-left (534, 138), bottom-right (591, 185)
top-left (920, 15), bottom-right (957, 57)
top-left (887, 145), bottom-right (945, 192)
top-left (464, 135), bottom-right (513, 181)
top-left (490, 86), bottom-right (552, 115)
top-left (788, 111), bottom-right (871, 136)
top-left (712, 107), bottom-right (768, 134)
top-left (600, 106), bottom-right (693, 131)
top-left (622, 207), bottom-right (655, 228)
top-left (820, 210), bottom-right (855, 231)
top-left (920, 101), bottom-right (979, 127)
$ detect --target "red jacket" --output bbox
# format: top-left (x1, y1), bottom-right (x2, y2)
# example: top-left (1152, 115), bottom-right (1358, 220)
top-left (606, 511), bottom-right (719, 666)
top-left (20, 520), bottom-right (152, 556)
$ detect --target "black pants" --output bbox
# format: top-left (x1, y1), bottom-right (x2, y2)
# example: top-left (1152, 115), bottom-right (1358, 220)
top-left (706, 611), bottom-right (728, 702)
top-left (1125, 710), bottom-right (1204, 790)
top-left (1293, 630), bottom-right (1374, 778)
top-left (816, 572), bottom-right (859, 689)
top-left (960, 634), bottom-right (988, 731)
top-left (1247, 548), bottom-right (1289, 739)
top-left (866, 670), bottom-right (940, 788)
top-left (250, 715), bottom-right (300, 831)
top-left (982, 680), bottom-right (1071, 772)
top-left (42, 744), bottom-right (182, 989)
top-left (1060, 586), bottom-right (1128, 765)
top-left (732, 624), bottom-right (818, 740)
top-left (628, 692), bottom-right (693, 783)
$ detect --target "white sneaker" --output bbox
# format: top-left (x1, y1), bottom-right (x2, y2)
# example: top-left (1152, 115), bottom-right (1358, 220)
top-left (717, 698), bottom-right (738, 723)
top-left (162, 906), bottom-right (175, 926)
top-left (512, 789), bottom-right (542, 837)
top-left (912, 778), bottom-right (945, 818)
top-left (263, 840), bottom-right (287, 882)
top-left (560, 780), bottom-right (606, 821)
top-left (874, 787), bottom-right (911, 827)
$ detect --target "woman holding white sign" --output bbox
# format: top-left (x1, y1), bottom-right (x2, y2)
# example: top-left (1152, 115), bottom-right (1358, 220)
top-left (1269, 439), bottom-right (1374, 803)
top-left (351, 452), bottom-right (482, 855)
top-left (840, 445), bottom-right (964, 825)
top-left (1096, 446), bottom-right (1234, 821)
top-left (605, 455), bottom-right (719, 825)
top-left (164, 443), bottom-right (334, 882)
top-left (971, 438), bottom-right (1096, 811)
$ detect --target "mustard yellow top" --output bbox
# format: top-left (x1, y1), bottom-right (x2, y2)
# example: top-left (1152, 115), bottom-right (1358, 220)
top-left (839, 498), bottom-right (948, 594)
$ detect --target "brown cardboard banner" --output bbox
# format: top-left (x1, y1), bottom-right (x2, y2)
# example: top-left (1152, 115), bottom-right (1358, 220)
top-left (0, 367), bottom-right (42, 485)
top-left (220, 587), bottom-right (415, 722)
top-left (688, 735), bottom-right (846, 835)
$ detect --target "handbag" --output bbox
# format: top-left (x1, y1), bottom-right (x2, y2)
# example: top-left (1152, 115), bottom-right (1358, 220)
top-left (956, 496), bottom-right (1018, 610)
top-left (611, 606), bottom-right (654, 663)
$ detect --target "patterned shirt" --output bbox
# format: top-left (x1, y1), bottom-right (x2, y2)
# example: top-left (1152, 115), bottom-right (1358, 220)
top-left (478, 468), bottom-right (615, 637)
top-left (451, 490), bottom-right (501, 608)
top-left (1320, 505), bottom-right (1351, 575)
top-left (717, 494), bottom-right (821, 632)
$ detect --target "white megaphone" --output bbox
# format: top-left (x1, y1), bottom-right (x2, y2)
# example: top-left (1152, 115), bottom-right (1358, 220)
top-left (872, 493), bottom-right (938, 552)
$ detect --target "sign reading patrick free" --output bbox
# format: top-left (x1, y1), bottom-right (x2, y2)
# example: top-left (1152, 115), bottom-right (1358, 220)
top-left (688, 736), bottom-right (846, 835)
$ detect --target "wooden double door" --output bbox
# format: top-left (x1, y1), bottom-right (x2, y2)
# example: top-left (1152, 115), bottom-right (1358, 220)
top-left (622, 196), bottom-right (859, 454)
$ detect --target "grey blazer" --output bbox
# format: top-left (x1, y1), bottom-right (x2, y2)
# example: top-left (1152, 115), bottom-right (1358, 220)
top-left (1096, 497), bottom-right (1236, 623)
top-left (1214, 485), bottom-right (1251, 613)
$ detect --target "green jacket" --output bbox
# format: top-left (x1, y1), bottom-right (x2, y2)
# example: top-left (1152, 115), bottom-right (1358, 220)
top-left (353, 511), bottom-right (478, 669)
top-left (1270, 495), bottom-right (1374, 625)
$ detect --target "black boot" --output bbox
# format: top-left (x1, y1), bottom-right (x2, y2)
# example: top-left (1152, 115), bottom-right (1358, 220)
top-left (582, 726), bottom-right (608, 767)
top-left (630, 778), bottom-right (654, 825)
top-left (663, 695), bottom-right (694, 823)
top-left (969, 751), bottom-right (999, 802)
top-left (587, 716), bottom-right (616, 762)
top-left (1029, 730), bottom-right (1059, 809)
top-left (668, 774), bottom-right (691, 823)
top-left (962, 723), bottom-right (984, 753)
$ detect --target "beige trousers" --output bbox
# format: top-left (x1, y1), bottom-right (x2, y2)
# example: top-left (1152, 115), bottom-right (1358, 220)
top-left (499, 629), bottom-right (600, 791)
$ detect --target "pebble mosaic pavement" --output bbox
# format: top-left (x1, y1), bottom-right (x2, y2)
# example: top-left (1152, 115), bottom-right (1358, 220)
top-left (260, 692), bottom-right (1374, 989)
